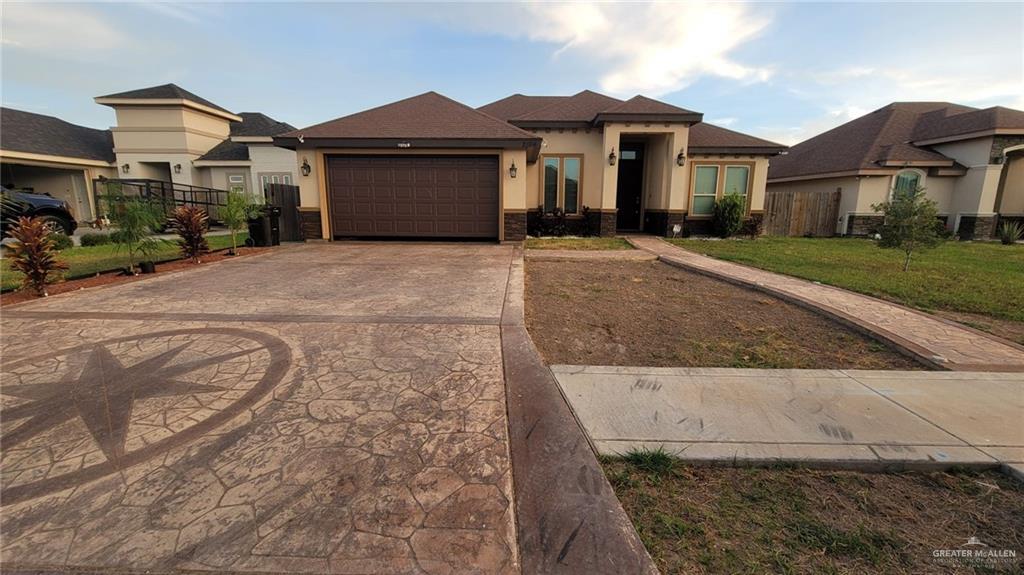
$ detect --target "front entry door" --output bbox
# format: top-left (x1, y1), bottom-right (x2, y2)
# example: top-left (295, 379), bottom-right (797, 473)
top-left (615, 144), bottom-right (644, 231)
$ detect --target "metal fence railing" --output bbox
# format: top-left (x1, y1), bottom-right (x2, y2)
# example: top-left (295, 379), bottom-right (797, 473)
top-left (93, 178), bottom-right (230, 224)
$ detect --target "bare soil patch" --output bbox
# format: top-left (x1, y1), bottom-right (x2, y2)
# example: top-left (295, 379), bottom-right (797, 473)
top-left (935, 310), bottom-right (1024, 347)
top-left (0, 247), bottom-right (272, 307)
top-left (604, 458), bottom-right (1024, 574)
top-left (525, 259), bottom-right (924, 369)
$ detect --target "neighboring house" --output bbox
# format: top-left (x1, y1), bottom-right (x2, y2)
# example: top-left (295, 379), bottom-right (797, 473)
top-left (274, 90), bottom-right (786, 241)
top-left (0, 83), bottom-right (297, 223)
top-left (767, 102), bottom-right (1024, 239)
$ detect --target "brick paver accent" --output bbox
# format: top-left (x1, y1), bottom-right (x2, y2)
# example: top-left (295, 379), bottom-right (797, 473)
top-left (629, 236), bottom-right (1024, 372)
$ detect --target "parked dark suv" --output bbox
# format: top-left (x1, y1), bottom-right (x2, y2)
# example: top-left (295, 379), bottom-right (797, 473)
top-left (1, 186), bottom-right (78, 237)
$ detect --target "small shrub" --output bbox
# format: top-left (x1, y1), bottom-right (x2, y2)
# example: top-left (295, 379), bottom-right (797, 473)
top-left (740, 214), bottom-right (764, 239)
top-left (8, 216), bottom-right (68, 296)
top-left (221, 191), bottom-right (263, 253)
top-left (79, 233), bottom-right (112, 247)
top-left (172, 206), bottom-right (210, 263)
top-left (712, 193), bottom-right (745, 238)
top-left (48, 233), bottom-right (73, 251)
top-left (997, 220), bottom-right (1023, 245)
top-left (107, 197), bottom-right (163, 273)
top-left (872, 186), bottom-right (944, 271)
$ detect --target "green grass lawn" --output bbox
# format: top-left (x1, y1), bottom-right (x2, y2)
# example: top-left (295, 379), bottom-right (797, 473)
top-left (669, 237), bottom-right (1024, 323)
top-left (525, 237), bottom-right (634, 250)
top-left (1, 233), bottom-right (244, 291)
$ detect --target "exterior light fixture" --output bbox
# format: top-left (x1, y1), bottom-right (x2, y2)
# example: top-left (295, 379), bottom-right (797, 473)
top-left (608, 147), bottom-right (617, 166)
top-left (174, 163), bottom-right (182, 174)
top-left (121, 163), bottom-right (130, 174)
top-left (509, 161), bottom-right (518, 179)
top-left (676, 150), bottom-right (686, 167)
top-left (301, 158), bottom-right (312, 177)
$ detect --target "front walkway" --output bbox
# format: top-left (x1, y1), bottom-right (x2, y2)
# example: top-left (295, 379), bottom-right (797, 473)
top-left (554, 366), bottom-right (1024, 477)
top-left (628, 236), bottom-right (1024, 372)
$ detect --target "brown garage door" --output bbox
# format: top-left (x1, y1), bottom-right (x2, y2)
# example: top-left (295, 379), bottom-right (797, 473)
top-left (326, 156), bottom-right (499, 238)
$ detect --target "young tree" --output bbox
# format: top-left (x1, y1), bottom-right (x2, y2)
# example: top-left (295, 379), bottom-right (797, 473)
top-left (872, 186), bottom-right (945, 271)
top-left (221, 191), bottom-right (262, 254)
top-left (108, 196), bottom-right (162, 274)
top-left (8, 216), bottom-right (68, 296)
top-left (172, 206), bottom-right (210, 263)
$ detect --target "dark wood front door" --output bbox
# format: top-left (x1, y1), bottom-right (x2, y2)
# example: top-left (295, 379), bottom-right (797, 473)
top-left (615, 144), bottom-right (644, 231)
top-left (326, 156), bottom-right (499, 239)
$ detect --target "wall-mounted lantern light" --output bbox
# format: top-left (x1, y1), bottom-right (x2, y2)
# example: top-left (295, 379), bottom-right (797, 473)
top-left (301, 158), bottom-right (312, 177)
top-left (509, 161), bottom-right (518, 179)
top-left (121, 163), bottom-right (130, 174)
top-left (174, 163), bottom-right (182, 174)
top-left (608, 147), bottom-right (617, 166)
top-left (676, 150), bottom-right (686, 167)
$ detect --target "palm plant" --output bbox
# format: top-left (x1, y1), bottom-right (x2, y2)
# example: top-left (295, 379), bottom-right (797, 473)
top-left (171, 206), bottom-right (210, 263)
top-left (108, 196), bottom-right (163, 274)
top-left (8, 216), bottom-right (68, 296)
top-left (997, 220), bottom-right (1023, 245)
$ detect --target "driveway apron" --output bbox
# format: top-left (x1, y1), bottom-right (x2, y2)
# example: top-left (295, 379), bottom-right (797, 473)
top-left (0, 243), bottom-right (519, 574)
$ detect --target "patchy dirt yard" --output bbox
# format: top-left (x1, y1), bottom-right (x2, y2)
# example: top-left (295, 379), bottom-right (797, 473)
top-left (603, 457), bottom-right (1024, 575)
top-left (525, 259), bottom-right (924, 369)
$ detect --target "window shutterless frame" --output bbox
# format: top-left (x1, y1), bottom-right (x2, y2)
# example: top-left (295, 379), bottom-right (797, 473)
top-left (687, 160), bottom-right (755, 217)
top-left (538, 154), bottom-right (584, 215)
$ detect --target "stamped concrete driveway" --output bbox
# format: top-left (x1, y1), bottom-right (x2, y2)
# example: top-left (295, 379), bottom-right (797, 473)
top-left (1, 243), bottom-right (519, 574)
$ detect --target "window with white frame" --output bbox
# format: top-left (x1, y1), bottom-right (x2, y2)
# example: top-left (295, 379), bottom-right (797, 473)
top-left (541, 155), bottom-right (582, 214)
top-left (227, 174), bottom-right (246, 195)
top-left (691, 165), bottom-right (719, 215)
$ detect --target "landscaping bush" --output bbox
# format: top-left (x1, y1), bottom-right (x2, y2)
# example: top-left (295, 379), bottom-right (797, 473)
top-left (740, 214), bottom-right (764, 239)
top-left (7, 216), bottom-right (68, 296)
top-left (712, 193), bottom-right (745, 238)
top-left (221, 191), bottom-right (263, 254)
top-left (48, 232), bottom-right (73, 251)
top-left (108, 197), bottom-right (163, 274)
top-left (171, 205), bottom-right (210, 263)
top-left (79, 233), bottom-right (112, 247)
top-left (997, 220), bottom-right (1023, 245)
top-left (872, 186), bottom-right (944, 271)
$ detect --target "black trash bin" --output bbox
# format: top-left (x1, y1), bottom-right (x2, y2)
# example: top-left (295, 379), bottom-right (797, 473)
top-left (246, 206), bottom-right (282, 247)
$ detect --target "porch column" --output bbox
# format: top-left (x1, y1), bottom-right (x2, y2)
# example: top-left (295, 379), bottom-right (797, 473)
top-left (599, 124), bottom-right (622, 236)
top-left (664, 126), bottom-right (691, 237)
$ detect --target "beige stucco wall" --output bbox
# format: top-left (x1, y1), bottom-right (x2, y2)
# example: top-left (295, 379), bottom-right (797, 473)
top-left (931, 137), bottom-right (993, 167)
top-left (205, 166), bottom-right (253, 195)
top-left (1000, 154), bottom-right (1024, 215)
top-left (951, 165), bottom-right (1003, 215)
top-left (603, 123), bottom-right (690, 213)
top-left (526, 129), bottom-right (605, 211)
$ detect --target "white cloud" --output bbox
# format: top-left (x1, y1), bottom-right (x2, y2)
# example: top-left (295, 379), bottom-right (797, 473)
top-left (439, 2), bottom-right (773, 97)
top-left (0, 3), bottom-right (125, 54)
top-left (707, 117), bottom-right (738, 127)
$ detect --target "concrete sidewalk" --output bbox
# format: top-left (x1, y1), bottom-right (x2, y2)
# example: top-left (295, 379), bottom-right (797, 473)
top-left (553, 366), bottom-right (1024, 477)
top-left (627, 235), bottom-right (1024, 372)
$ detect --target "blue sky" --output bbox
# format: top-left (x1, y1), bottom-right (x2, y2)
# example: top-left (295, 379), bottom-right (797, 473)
top-left (2, 2), bottom-right (1021, 145)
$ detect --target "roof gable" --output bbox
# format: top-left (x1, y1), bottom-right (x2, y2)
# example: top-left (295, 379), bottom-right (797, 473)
top-left (196, 139), bottom-right (250, 162)
top-left (96, 83), bottom-right (233, 115)
top-left (512, 90), bottom-right (625, 123)
top-left (283, 91), bottom-right (539, 141)
top-left (0, 107), bottom-right (114, 163)
top-left (687, 123), bottom-right (786, 154)
top-left (912, 105), bottom-right (1024, 142)
top-left (601, 95), bottom-right (699, 116)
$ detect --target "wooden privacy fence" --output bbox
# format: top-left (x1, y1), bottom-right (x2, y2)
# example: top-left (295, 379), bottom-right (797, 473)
top-left (764, 189), bottom-right (841, 237)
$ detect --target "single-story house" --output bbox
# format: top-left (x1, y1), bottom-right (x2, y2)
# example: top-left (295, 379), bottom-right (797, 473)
top-left (0, 84), bottom-right (297, 223)
top-left (766, 102), bottom-right (1024, 239)
top-left (274, 90), bottom-right (786, 241)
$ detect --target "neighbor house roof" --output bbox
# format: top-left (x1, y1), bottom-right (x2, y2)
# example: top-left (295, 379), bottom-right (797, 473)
top-left (96, 83), bottom-right (234, 115)
top-left (479, 90), bottom-right (702, 126)
top-left (276, 92), bottom-right (542, 159)
top-left (687, 123), bottom-right (787, 155)
top-left (230, 112), bottom-right (296, 138)
top-left (196, 140), bottom-right (249, 162)
top-left (911, 106), bottom-right (1024, 143)
top-left (0, 107), bottom-right (115, 163)
top-left (766, 102), bottom-right (997, 181)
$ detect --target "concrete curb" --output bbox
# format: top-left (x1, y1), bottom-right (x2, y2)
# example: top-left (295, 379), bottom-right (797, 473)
top-left (500, 249), bottom-right (659, 574)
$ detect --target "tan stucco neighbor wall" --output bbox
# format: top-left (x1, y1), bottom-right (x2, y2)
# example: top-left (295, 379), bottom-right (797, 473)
top-left (1000, 154), bottom-right (1024, 215)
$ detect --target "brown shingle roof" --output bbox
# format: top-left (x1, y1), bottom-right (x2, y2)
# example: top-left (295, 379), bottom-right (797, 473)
top-left (1, 107), bottom-right (114, 163)
top-left (476, 95), bottom-right (566, 121)
top-left (96, 83), bottom-right (233, 115)
top-left (284, 92), bottom-right (539, 141)
top-left (601, 95), bottom-right (699, 116)
top-left (768, 102), bottom-right (974, 180)
top-left (512, 90), bottom-right (625, 122)
top-left (196, 139), bottom-right (249, 162)
top-left (911, 106), bottom-right (1024, 142)
top-left (688, 123), bottom-right (786, 154)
